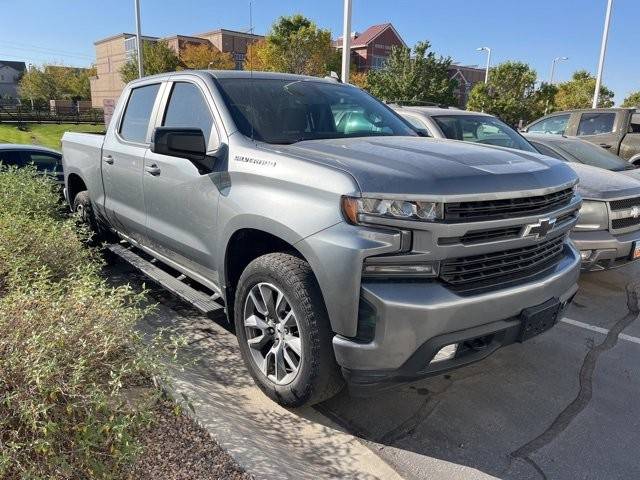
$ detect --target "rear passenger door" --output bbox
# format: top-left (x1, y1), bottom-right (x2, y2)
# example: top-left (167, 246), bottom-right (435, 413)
top-left (142, 78), bottom-right (224, 286)
top-left (574, 112), bottom-right (620, 153)
top-left (101, 81), bottom-right (164, 244)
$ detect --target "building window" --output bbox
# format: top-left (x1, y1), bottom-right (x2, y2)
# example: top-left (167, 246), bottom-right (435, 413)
top-left (371, 55), bottom-right (386, 70)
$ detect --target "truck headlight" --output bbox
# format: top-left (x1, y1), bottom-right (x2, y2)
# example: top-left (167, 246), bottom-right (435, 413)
top-left (575, 201), bottom-right (608, 231)
top-left (342, 196), bottom-right (443, 224)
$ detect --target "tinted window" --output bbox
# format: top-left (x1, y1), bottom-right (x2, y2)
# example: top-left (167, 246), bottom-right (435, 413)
top-left (163, 82), bottom-right (214, 140)
top-left (577, 112), bottom-right (616, 136)
top-left (26, 152), bottom-right (62, 173)
top-left (400, 114), bottom-right (431, 136)
top-left (432, 115), bottom-right (537, 152)
top-left (554, 139), bottom-right (632, 171)
top-left (531, 142), bottom-right (566, 161)
top-left (630, 113), bottom-right (640, 134)
top-left (119, 83), bottom-right (161, 143)
top-left (527, 114), bottom-right (570, 134)
top-left (0, 150), bottom-right (24, 166)
top-left (215, 78), bottom-right (416, 144)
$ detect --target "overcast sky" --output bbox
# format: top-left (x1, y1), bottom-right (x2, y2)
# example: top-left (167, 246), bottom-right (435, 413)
top-left (1, 0), bottom-right (638, 103)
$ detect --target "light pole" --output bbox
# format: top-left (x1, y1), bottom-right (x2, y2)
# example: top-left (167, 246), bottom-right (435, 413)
top-left (476, 47), bottom-right (491, 84)
top-left (593, 0), bottom-right (613, 108)
top-left (134, 0), bottom-right (144, 78)
top-left (549, 56), bottom-right (568, 84)
top-left (341, 0), bottom-right (352, 83)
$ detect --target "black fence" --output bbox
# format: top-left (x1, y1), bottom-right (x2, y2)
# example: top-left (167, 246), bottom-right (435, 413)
top-left (0, 104), bottom-right (104, 125)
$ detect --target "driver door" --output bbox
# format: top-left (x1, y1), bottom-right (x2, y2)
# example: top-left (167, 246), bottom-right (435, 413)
top-left (143, 78), bottom-right (225, 286)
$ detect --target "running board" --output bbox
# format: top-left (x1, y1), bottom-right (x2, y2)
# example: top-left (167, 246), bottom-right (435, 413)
top-left (107, 243), bottom-right (224, 314)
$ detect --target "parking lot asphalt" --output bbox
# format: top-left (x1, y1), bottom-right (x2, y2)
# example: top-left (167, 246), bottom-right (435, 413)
top-left (108, 259), bottom-right (640, 480)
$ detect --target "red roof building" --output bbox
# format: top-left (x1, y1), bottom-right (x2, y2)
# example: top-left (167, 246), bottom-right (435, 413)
top-left (334, 23), bottom-right (406, 73)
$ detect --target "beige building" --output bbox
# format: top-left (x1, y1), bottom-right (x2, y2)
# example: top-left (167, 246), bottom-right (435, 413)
top-left (90, 29), bottom-right (262, 108)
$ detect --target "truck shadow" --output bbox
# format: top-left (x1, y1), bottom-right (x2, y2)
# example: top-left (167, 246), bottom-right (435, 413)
top-left (105, 259), bottom-right (639, 480)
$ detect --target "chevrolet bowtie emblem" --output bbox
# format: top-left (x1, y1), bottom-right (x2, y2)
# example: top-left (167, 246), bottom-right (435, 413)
top-left (631, 206), bottom-right (640, 219)
top-left (522, 218), bottom-right (556, 239)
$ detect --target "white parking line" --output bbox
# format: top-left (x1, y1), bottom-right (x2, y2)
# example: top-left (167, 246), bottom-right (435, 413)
top-left (561, 317), bottom-right (640, 346)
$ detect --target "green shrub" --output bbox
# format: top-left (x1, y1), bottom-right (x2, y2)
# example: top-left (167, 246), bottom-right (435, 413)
top-left (0, 166), bottom-right (169, 479)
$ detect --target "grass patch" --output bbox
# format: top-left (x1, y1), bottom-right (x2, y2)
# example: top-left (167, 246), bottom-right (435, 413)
top-left (0, 123), bottom-right (105, 151)
top-left (0, 166), bottom-right (176, 479)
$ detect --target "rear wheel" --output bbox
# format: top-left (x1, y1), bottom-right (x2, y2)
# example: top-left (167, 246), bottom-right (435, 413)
top-left (234, 253), bottom-right (344, 407)
top-left (72, 190), bottom-right (114, 246)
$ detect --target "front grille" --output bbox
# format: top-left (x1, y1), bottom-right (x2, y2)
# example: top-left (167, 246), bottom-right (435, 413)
top-left (444, 188), bottom-right (574, 222)
top-left (612, 217), bottom-right (640, 230)
top-left (439, 210), bottom-right (578, 246)
top-left (610, 197), bottom-right (640, 211)
top-left (440, 236), bottom-right (565, 293)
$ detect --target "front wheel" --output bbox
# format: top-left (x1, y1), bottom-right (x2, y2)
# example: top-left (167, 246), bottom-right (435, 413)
top-left (234, 253), bottom-right (344, 407)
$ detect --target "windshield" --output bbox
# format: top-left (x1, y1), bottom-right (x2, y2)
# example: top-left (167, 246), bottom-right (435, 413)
top-left (432, 114), bottom-right (537, 152)
top-left (215, 78), bottom-right (417, 144)
top-left (554, 139), bottom-right (633, 171)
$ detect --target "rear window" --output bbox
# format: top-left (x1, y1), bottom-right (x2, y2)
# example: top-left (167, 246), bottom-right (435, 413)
top-left (577, 112), bottom-right (616, 136)
top-left (432, 114), bottom-right (537, 152)
top-left (119, 83), bottom-right (161, 143)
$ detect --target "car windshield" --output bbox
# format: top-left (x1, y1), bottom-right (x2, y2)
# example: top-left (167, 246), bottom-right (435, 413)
top-left (553, 139), bottom-right (634, 171)
top-left (215, 78), bottom-right (417, 144)
top-left (431, 114), bottom-right (537, 152)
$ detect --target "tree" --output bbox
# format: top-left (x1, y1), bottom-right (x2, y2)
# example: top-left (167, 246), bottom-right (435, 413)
top-left (120, 41), bottom-right (181, 83)
top-left (248, 14), bottom-right (336, 76)
top-left (554, 70), bottom-right (614, 110)
top-left (366, 41), bottom-right (456, 105)
top-left (19, 64), bottom-right (95, 102)
top-left (180, 43), bottom-right (234, 70)
top-left (245, 39), bottom-right (267, 71)
top-left (19, 66), bottom-right (57, 102)
top-left (350, 71), bottom-right (369, 90)
top-left (467, 61), bottom-right (543, 126)
top-left (622, 90), bottom-right (640, 108)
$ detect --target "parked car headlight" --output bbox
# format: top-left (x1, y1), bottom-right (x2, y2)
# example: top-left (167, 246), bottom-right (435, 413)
top-left (575, 201), bottom-right (608, 231)
top-left (342, 196), bottom-right (443, 224)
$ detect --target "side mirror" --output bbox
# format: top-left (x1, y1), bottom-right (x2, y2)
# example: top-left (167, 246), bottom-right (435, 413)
top-left (151, 127), bottom-right (220, 173)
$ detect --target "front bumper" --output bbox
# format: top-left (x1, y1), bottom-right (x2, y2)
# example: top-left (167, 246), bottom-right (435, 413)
top-left (333, 243), bottom-right (580, 394)
top-left (572, 228), bottom-right (640, 271)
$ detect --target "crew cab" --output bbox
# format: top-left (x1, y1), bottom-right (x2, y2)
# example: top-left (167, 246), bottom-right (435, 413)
top-left (62, 71), bottom-right (581, 407)
top-left (523, 108), bottom-right (640, 165)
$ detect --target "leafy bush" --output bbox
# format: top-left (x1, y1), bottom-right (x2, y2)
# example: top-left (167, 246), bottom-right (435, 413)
top-left (0, 166), bottom-right (167, 479)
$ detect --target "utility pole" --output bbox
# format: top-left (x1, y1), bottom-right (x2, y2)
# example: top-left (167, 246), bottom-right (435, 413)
top-left (593, 0), bottom-right (613, 108)
top-left (134, 0), bottom-right (144, 78)
top-left (341, 0), bottom-right (352, 83)
top-left (476, 47), bottom-right (491, 84)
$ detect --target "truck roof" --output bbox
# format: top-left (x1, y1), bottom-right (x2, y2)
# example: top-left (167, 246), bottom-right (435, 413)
top-left (126, 70), bottom-right (342, 87)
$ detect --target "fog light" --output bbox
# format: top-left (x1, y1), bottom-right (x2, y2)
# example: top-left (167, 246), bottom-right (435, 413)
top-left (431, 344), bottom-right (458, 363)
top-left (580, 250), bottom-right (593, 261)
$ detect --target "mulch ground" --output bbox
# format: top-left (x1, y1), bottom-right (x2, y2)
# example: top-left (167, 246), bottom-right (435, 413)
top-left (126, 403), bottom-right (252, 480)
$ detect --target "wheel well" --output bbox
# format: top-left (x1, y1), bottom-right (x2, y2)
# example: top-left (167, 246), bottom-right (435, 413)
top-left (67, 173), bottom-right (87, 205)
top-left (631, 156), bottom-right (640, 166)
top-left (224, 229), bottom-right (302, 311)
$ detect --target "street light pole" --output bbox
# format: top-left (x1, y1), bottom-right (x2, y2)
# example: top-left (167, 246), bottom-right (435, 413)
top-left (549, 56), bottom-right (568, 84)
top-left (341, 0), bottom-right (352, 83)
top-left (476, 47), bottom-right (491, 84)
top-left (593, 0), bottom-right (613, 108)
top-left (134, 0), bottom-right (144, 78)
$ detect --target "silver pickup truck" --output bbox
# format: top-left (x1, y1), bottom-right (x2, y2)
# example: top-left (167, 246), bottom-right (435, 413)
top-left (62, 71), bottom-right (582, 407)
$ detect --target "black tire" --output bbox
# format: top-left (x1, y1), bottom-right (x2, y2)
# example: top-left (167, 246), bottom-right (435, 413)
top-left (234, 252), bottom-right (344, 407)
top-left (72, 190), bottom-right (114, 246)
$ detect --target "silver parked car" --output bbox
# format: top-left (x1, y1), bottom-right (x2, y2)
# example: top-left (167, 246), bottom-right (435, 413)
top-left (62, 72), bottom-right (581, 407)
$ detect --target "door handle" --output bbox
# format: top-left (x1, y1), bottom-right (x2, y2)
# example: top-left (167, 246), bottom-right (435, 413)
top-left (103, 155), bottom-right (114, 164)
top-left (599, 143), bottom-right (612, 149)
top-left (145, 164), bottom-right (161, 176)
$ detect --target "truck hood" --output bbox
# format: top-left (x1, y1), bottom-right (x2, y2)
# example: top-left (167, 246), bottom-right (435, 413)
top-left (568, 163), bottom-right (640, 200)
top-left (268, 136), bottom-right (577, 198)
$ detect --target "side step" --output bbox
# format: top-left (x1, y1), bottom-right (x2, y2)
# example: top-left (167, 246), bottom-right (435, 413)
top-left (107, 243), bottom-right (224, 314)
